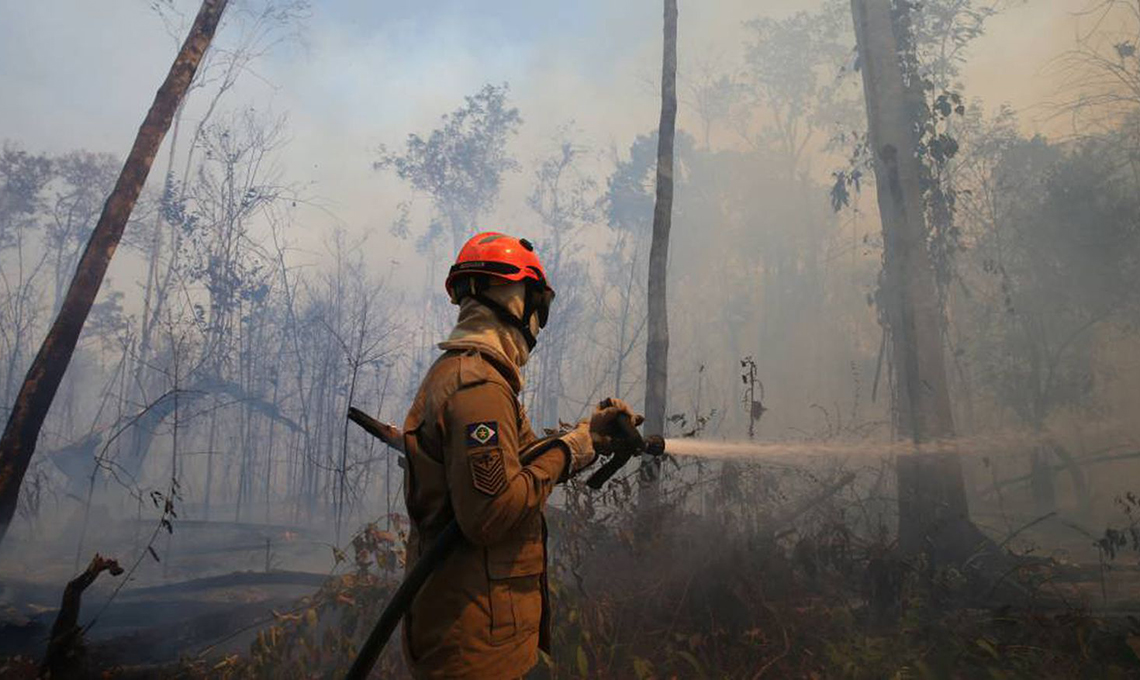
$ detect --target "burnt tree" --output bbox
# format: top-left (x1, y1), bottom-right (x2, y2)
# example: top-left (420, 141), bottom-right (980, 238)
top-left (0, 0), bottom-right (229, 546)
top-left (40, 554), bottom-right (123, 677)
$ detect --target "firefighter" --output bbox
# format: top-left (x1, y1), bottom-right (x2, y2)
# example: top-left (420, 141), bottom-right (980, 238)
top-left (401, 231), bottom-right (639, 679)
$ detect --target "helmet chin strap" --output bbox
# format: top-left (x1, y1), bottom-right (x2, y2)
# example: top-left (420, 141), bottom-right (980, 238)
top-left (472, 292), bottom-right (538, 351)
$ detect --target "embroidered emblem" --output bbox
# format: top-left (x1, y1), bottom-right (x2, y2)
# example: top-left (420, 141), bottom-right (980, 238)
top-left (466, 421), bottom-right (499, 447)
top-left (470, 449), bottom-right (506, 495)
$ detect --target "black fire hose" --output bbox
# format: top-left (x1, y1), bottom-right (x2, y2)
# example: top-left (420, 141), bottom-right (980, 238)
top-left (343, 411), bottom-right (657, 680)
top-left (343, 518), bottom-right (462, 680)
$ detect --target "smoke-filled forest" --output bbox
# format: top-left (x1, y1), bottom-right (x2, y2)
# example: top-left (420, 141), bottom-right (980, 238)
top-left (3, 0), bottom-right (1140, 678)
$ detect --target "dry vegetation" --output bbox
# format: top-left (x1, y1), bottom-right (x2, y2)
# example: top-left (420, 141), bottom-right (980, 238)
top-left (5, 0), bottom-right (1140, 678)
top-left (57, 459), bottom-right (1140, 678)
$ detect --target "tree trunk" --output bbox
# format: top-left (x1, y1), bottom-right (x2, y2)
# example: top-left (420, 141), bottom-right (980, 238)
top-left (40, 554), bottom-right (123, 678)
top-left (0, 0), bottom-right (229, 547)
top-left (850, 0), bottom-right (975, 563)
top-left (640, 0), bottom-right (678, 502)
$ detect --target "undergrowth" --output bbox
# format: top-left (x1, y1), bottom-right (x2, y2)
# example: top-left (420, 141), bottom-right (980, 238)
top-left (194, 459), bottom-right (1140, 679)
top-left (8, 459), bottom-right (1140, 679)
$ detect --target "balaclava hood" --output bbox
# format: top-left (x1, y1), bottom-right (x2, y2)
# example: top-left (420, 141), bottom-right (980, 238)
top-left (439, 281), bottom-right (536, 390)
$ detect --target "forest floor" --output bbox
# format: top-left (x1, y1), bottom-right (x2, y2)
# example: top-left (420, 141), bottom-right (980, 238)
top-left (3, 483), bottom-right (1140, 678)
top-left (0, 514), bottom-right (339, 669)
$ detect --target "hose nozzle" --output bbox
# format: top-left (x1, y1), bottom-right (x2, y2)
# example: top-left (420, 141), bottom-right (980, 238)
top-left (585, 416), bottom-right (670, 489)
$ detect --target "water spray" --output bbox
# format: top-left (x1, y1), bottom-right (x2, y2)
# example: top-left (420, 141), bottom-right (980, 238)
top-left (656, 430), bottom-right (1067, 463)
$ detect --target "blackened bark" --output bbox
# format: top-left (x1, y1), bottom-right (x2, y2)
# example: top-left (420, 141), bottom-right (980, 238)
top-left (641, 0), bottom-right (678, 499)
top-left (40, 554), bottom-right (123, 678)
top-left (0, 0), bottom-right (229, 546)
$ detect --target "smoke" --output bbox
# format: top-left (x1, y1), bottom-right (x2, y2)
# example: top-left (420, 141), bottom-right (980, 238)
top-left (0, 0), bottom-right (1134, 575)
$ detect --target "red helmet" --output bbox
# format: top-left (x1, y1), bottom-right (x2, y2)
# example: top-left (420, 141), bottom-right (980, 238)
top-left (446, 232), bottom-right (554, 349)
top-left (446, 232), bottom-right (550, 300)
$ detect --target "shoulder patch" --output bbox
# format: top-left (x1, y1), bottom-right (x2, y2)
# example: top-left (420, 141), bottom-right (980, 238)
top-left (469, 449), bottom-right (506, 496)
top-left (466, 421), bottom-right (499, 447)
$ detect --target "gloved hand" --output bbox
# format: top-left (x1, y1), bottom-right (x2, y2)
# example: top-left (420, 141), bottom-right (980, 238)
top-left (557, 420), bottom-right (596, 481)
top-left (555, 399), bottom-right (645, 482)
top-left (589, 397), bottom-right (645, 455)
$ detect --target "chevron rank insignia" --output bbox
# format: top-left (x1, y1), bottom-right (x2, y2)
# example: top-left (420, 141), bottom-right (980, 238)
top-left (469, 448), bottom-right (506, 496)
top-left (466, 421), bottom-right (499, 448)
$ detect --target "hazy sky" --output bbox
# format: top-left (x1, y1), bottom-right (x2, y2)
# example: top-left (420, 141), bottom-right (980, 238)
top-left (0, 0), bottom-right (1093, 271)
top-left (0, 0), bottom-right (1114, 451)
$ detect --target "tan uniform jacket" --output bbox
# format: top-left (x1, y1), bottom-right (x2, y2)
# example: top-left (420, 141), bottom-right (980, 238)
top-left (401, 347), bottom-right (569, 679)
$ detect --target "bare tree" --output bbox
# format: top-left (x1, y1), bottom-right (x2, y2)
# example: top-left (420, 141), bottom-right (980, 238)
top-left (1049, 0), bottom-right (1140, 129)
top-left (134, 0), bottom-right (310, 432)
top-left (742, 0), bottom-right (854, 178)
top-left (641, 0), bottom-right (679, 500)
top-left (45, 152), bottom-right (120, 313)
top-left (0, 147), bottom-right (53, 412)
top-left (680, 56), bottom-right (745, 151)
top-left (525, 131), bottom-right (598, 428)
top-left (0, 0), bottom-right (229, 547)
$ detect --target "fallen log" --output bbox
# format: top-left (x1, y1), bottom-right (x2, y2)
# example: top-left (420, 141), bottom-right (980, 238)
top-left (126, 569), bottom-right (327, 597)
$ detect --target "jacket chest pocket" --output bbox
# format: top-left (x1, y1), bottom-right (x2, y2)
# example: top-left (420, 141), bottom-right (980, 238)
top-left (485, 519), bottom-right (545, 645)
